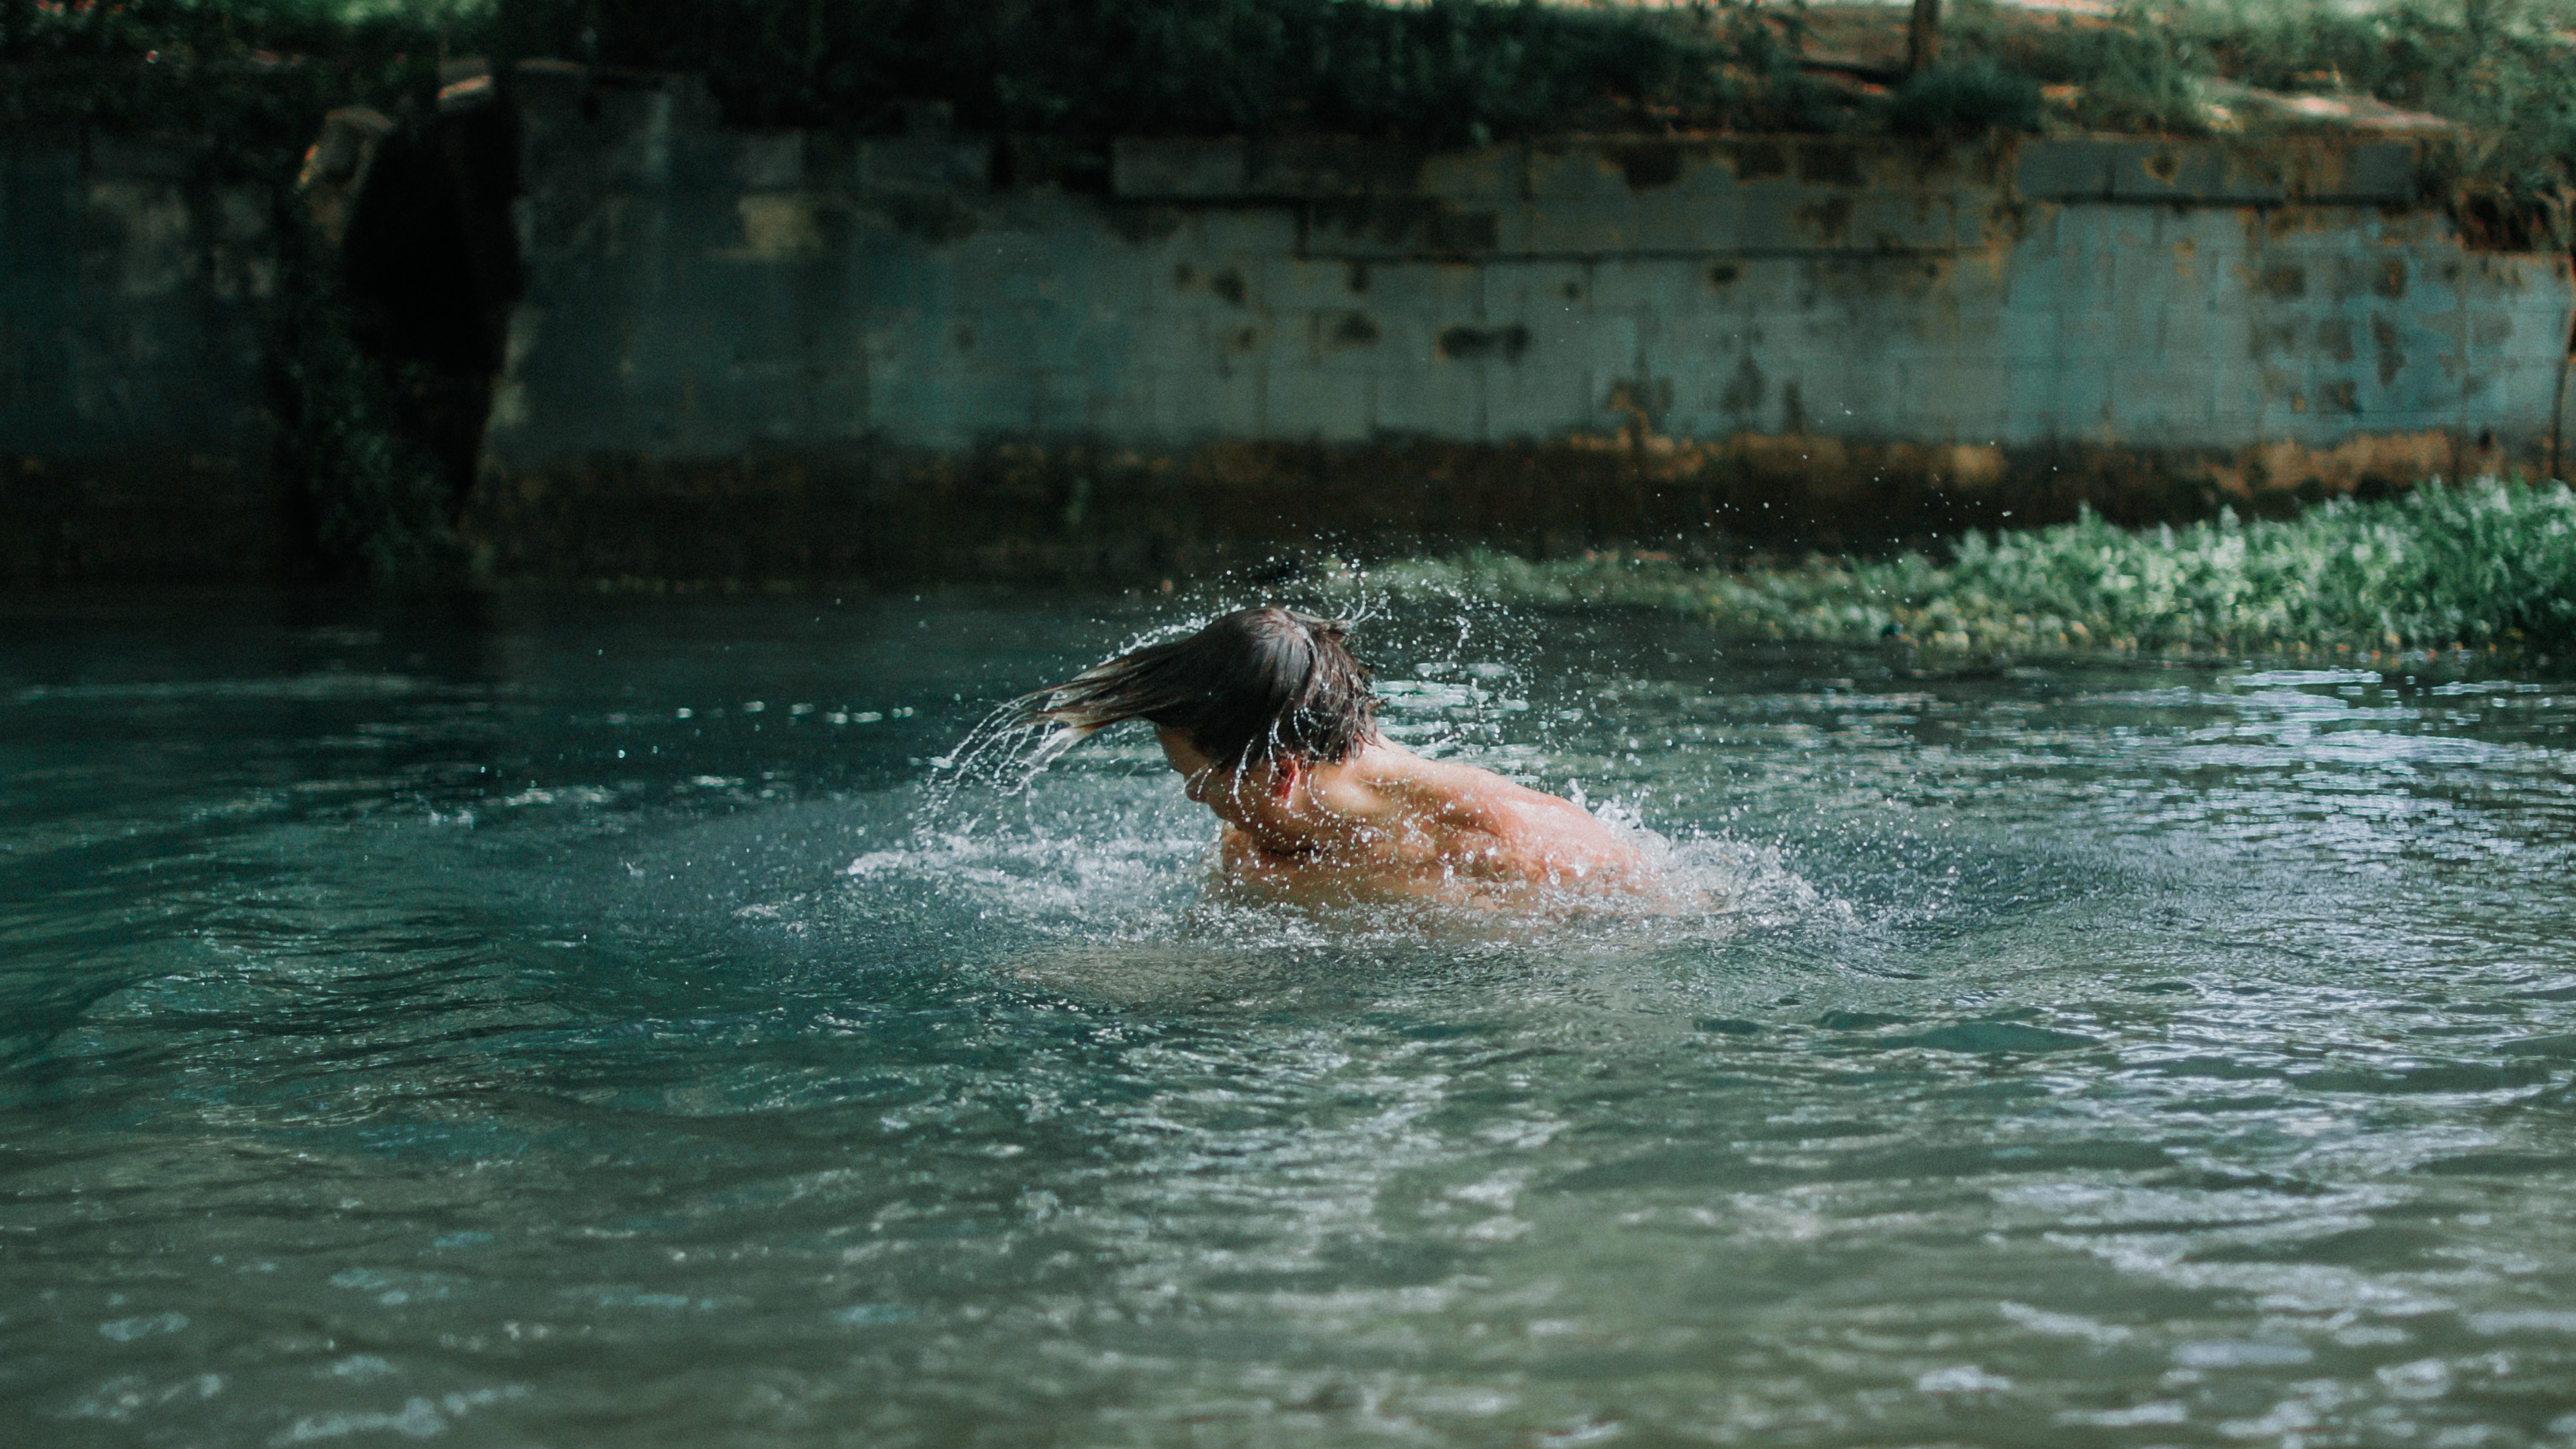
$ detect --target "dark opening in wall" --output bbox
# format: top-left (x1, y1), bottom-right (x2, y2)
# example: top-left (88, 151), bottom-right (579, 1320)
top-left (338, 97), bottom-right (521, 520)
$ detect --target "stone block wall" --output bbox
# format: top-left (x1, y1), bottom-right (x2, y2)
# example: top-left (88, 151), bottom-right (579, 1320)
top-left (486, 68), bottom-right (2572, 509)
top-left (1, 134), bottom-right (283, 581)
top-left (9, 64), bottom-right (2574, 584)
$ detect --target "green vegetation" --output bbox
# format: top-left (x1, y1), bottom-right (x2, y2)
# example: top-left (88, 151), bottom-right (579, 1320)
top-left (0, 2), bottom-right (1790, 147)
top-left (1953, 0), bottom-right (2576, 238)
top-left (1958, 9), bottom-right (2212, 136)
top-left (0, 2), bottom-right (462, 170)
top-left (477, 0), bottom-right (1761, 145)
top-left (10, 2), bottom-right (2572, 237)
top-left (1882, 57), bottom-right (2043, 139)
top-left (2213, 0), bottom-right (2576, 241)
top-left (265, 209), bottom-right (465, 586)
top-left (1376, 479), bottom-right (2576, 657)
top-left (8, 1), bottom-right (2574, 220)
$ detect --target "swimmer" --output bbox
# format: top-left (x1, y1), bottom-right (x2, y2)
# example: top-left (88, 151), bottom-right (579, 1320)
top-left (1015, 606), bottom-right (1651, 905)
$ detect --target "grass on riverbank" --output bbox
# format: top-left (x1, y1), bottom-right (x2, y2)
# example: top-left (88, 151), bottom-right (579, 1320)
top-left (1948, 0), bottom-right (2576, 237)
top-left (0, 1), bottom-right (458, 170)
top-left (0, 1), bottom-right (1790, 146)
top-left (8, 2), bottom-right (2574, 237)
top-left (1375, 478), bottom-right (2576, 658)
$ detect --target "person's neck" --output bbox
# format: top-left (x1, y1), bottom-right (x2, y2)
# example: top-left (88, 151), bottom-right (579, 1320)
top-left (1249, 740), bottom-right (1420, 855)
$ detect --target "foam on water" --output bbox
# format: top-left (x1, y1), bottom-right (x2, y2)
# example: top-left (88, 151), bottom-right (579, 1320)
top-left (636, 762), bottom-right (1846, 1021)
top-left (883, 579), bottom-right (1846, 971)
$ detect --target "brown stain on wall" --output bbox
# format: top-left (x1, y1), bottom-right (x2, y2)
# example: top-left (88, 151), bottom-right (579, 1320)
top-left (1794, 196), bottom-right (1855, 247)
top-left (2198, 430), bottom-right (2465, 500)
top-left (447, 428), bottom-right (2530, 587)
top-left (1798, 142), bottom-right (1862, 187)
top-left (1304, 198), bottom-right (1497, 254)
top-left (1435, 325), bottom-right (1531, 362)
top-left (1727, 139), bottom-right (1789, 182)
top-left (5, 436), bottom-right (2525, 589)
top-left (1607, 143), bottom-right (1687, 190)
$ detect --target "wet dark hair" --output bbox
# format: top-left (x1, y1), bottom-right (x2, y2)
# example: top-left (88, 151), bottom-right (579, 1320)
top-left (1015, 606), bottom-right (1377, 770)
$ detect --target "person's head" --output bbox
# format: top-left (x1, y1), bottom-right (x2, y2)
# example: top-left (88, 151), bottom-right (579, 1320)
top-left (1016, 606), bottom-right (1377, 821)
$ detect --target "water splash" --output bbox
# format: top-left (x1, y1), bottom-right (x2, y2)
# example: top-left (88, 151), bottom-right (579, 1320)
top-left (891, 573), bottom-right (1823, 936)
top-left (915, 614), bottom-right (1231, 822)
top-left (918, 701), bottom-right (1090, 812)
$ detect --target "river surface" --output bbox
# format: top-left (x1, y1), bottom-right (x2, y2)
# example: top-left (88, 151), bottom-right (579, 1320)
top-left (5, 590), bottom-right (2575, 1448)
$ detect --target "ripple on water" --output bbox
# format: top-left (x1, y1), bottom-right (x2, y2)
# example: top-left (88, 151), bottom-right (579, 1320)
top-left (3, 597), bottom-right (2573, 1446)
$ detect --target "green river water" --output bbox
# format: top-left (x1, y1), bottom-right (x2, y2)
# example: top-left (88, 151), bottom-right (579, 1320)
top-left (4, 591), bottom-right (2573, 1447)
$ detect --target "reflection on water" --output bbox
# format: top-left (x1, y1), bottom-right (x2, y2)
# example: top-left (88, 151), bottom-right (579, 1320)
top-left (4, 593), bottom-right (2574, 1447)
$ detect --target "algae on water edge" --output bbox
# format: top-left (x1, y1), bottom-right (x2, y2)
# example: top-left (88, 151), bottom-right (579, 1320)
top-left (1375, 477), bottom-right (2576, 658)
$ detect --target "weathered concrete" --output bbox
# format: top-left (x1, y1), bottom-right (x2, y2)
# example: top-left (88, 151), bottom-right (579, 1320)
top-left (1, 134), bottom-right (286, 581)
top-left (8, 63), bottom-right (2573, 584)
top-left (471, 66), bottom-right (2574, 578)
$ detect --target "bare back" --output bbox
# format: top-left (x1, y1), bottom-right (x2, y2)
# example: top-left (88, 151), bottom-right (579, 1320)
top-left (1211, 743), bottom-right (1648, 906)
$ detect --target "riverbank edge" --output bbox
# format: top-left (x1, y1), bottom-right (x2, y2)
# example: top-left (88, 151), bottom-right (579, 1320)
top-left (9, 431), bottom-right (2543, 590)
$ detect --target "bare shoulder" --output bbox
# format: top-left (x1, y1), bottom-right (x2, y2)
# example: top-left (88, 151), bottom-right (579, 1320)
top-left (1398, 757), bottom-right (1642, 881)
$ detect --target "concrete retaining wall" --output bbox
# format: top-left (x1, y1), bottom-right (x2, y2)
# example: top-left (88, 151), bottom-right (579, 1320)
top-left (1, 134), bottom-right (283, 581)
top-left (483, 62), bottom-right (2573, 568)
top-left (8, 63), bottom-right (2573, 584)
